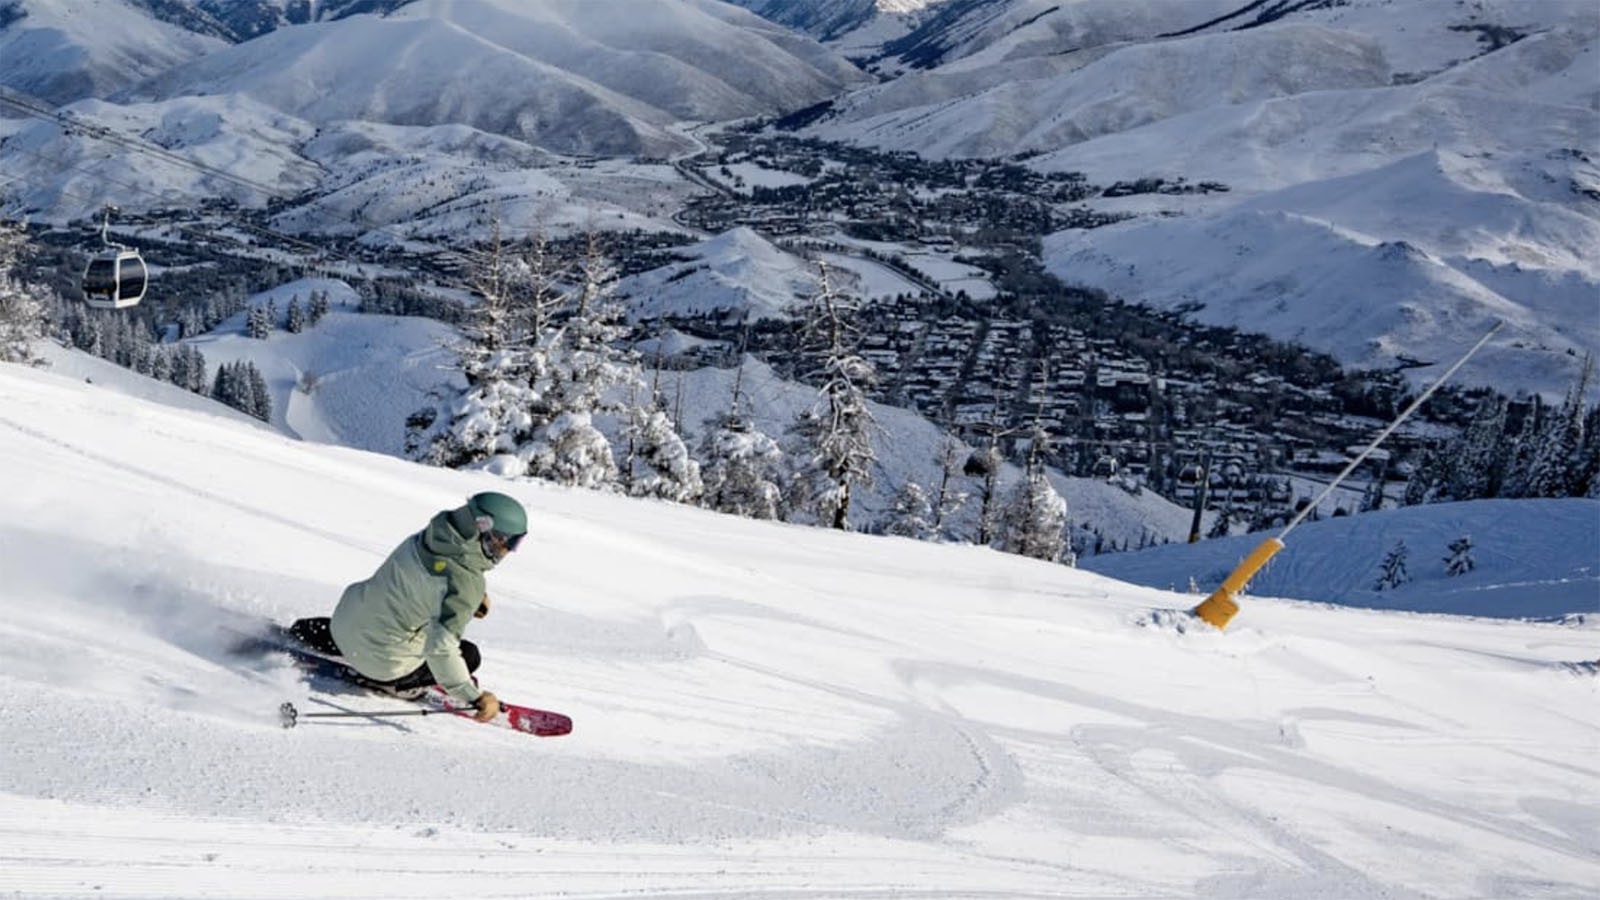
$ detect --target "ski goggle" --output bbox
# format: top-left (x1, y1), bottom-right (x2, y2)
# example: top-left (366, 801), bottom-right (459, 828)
top-left (481, 529), bottom-right (525, 559)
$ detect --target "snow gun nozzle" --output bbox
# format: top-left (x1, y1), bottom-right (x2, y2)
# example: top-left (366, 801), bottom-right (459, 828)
top-left (279, 701), bottom-right (299, 729)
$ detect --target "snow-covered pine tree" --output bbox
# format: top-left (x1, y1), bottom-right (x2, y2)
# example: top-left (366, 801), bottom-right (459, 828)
top-left (1580, 406), bottom-right (1600, 498)
top-left (0, 219), bottom-right (50, 365)
top-left (1499, 396), bottom-right (1546, 498)
top-left (211, 361), bottom-right (271, 422)
top-left (150, 347), bottom-right (172, 383)
top-left (1374, 539), bottom-right (1411, 591)
top-left (1444, 534), bottom-right (1475, 576)
top-left (699, 368), bottom-right (787, 521)
top-left (998, 425), bottom-right (1068, 563)
top-left (788, 261), bottom-right (876, 531)
top-left (210, 361), bottom-right (235, 406)
top-left (179, 344), bottom-right (209, 394)
top-left (1443, 394), bottom-right (1509, 500)
top-left (1403, 448), bottom-right (1440, 506)
top-left (1524, 354), bottom-right (1593, 498)
top-left (428, 227), bottom-right (559, 471)
top-left (309, 290), bottom-right (330, 325)
top-left (285, 295), bottom-right (305, 334)
top-left (622, 396), bottom-right (703, 503)
top-left (246, 305), bottom-right (272, 340)
top-left (246, 362), bottom-right (272, 423)
top-left (521, 231), bottom-right (640, 489)
top-left (886, 482), bottom-right (935, 540)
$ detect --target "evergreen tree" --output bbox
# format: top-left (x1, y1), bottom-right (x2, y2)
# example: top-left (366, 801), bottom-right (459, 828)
top-left (181, 345), bottom-right (209, 394)
top-left (247, 305), bottom-right (272, 340)
top-left (526, 411), bottom-right (617, 489)
top-left (886, 482), bottom-right (936, 540)
top-left (212, 361), bottom-right (272, 421)
top-left (1443, 395), bottom-right (1508, 500)
top-left (309, 290), bottom-right (330, 325)
top-left (699, 370), bottom-right (786, 521)
top-left (0, 219), bottom-right (50, 365)
top-left (522, 230), bottom-right (638, 489)
top-left (1525, 355), bottom-right (1592, 498)
top-left (998, 426), bottom-right (1068, 563)
top-left (788, 261), bottom-right (876, 530)
top-left (1444, 534), bottom-right (1475, 577)
top-left (1499, 397), bottom-right (1545, 498)
top-left (150, 347), bottom-right (173, 384)
top-left (428, 227), bottom-right (552, 469)
top-left (1401, 451), bottom-right (1440, 509)
top-left (246, 361), bottom-right (272, 422)
top-left (210, 361), bottom-right (233, 405)
top-left (623, 398), bottom-right (703, 503)
top-left (285, 295), bottom-right (306, 334)
top-left (1374, 540), bottom-right (1411, 591)
top-left (1579, 406), bottom-right (1600, 498)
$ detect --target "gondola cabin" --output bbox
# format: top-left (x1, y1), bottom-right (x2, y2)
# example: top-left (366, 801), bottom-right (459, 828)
top-left (81, 249), bottom-right (146, 309)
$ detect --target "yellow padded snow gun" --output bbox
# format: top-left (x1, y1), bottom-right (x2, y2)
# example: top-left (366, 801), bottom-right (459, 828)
top-left (1193, 321), bottom-right (1505, 631)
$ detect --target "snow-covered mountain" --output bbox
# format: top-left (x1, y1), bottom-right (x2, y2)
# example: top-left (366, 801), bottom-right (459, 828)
top-left (117, 0), bottom-right (867, 158)
top-left (1, 0), bottom-right (1596, 407)
top-left (195, 0), bottom-right (418, 41)
top-left (0, 0), bottom-right (227, 103)
top-left (727, 0), bottom-right (948, 42)
top-left (3, 336), bottom-right (1597, 899)
top-left (800, 0), bottom-right (1600, 392)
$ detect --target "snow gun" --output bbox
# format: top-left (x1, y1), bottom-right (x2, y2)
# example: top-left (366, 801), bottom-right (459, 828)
top-left (1192, 320), bottom-right (1505, 630)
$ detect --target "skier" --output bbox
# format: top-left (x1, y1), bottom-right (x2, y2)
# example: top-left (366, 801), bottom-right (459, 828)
top-left (288, 491), bottom-right (528, 722)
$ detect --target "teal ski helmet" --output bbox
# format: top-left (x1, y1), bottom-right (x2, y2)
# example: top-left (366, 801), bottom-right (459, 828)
top-left (468, 491), bottom-right (528, 539)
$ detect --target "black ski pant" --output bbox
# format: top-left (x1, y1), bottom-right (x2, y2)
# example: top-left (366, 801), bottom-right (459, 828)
top-left (288, 617), bottom-right (480, 692)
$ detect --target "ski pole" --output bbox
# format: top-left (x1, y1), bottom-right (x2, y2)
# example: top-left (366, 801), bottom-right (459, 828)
top-left (1191, 320), bottom-right (1505, 630)
top-left (278, 701), bottom-right (458, 729)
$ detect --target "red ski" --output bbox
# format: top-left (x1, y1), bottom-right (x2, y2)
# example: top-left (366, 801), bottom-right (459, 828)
top-left (415, 685), bottom-right (572, 736)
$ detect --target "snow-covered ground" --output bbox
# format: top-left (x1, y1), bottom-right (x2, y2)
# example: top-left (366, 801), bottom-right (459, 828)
top-left (2, 349), bottom-right (1596, 898)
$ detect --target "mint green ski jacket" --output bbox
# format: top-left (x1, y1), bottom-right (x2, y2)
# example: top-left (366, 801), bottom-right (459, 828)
top-left (330, 506), bottom-right (492, 704)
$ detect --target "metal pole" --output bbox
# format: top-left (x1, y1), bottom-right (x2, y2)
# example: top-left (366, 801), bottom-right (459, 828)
top-left (279, 701), bottom-right (452, 729)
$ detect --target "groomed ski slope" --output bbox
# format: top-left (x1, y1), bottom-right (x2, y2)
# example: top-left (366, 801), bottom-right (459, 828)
top-left (0, 360), bottom-right (1596, 899)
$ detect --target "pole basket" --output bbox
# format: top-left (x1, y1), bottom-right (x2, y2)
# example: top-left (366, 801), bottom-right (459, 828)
top-left (1191, 537), bottom-right (1284, 630)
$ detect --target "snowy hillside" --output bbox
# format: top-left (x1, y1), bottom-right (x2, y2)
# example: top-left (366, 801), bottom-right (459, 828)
top-left (617, 227), bottom-right (816, 321)
top-left (1083, 497), bottom-right (1600, 621)
top-left (2, 344), bottom-right (1598, 898)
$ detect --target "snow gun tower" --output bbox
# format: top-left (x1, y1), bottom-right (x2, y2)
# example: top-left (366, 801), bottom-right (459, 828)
top-left (1193, 321), bottom-right (1505, 630)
